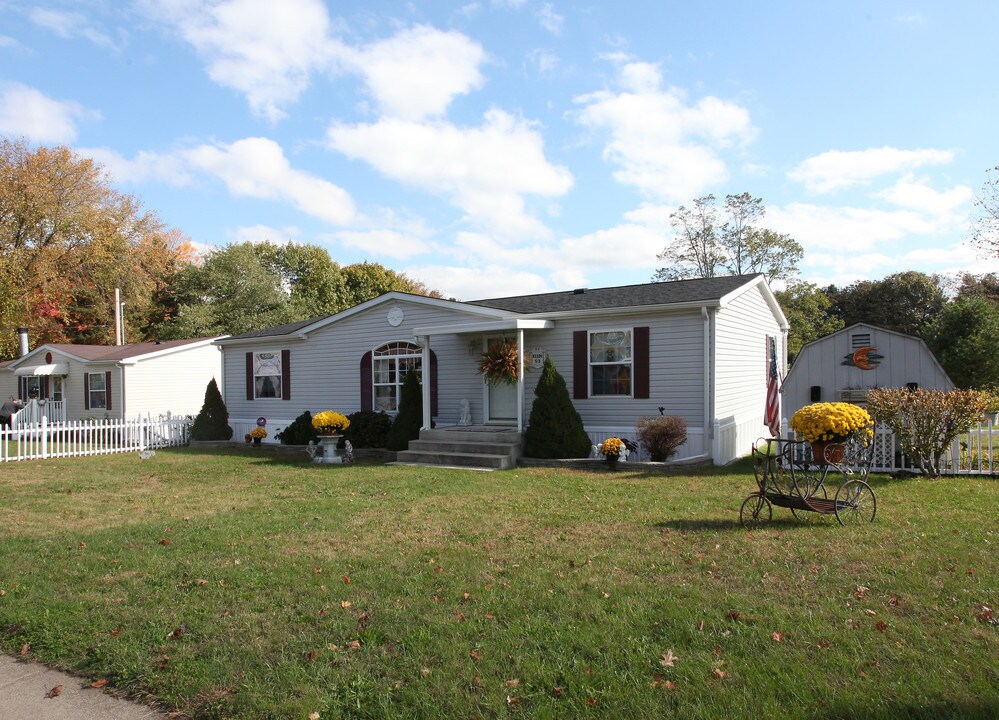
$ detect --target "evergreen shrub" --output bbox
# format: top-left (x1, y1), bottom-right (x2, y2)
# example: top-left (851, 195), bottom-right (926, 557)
top-left (524, 356), bottom-right (591, 458)
top-left (344, 410), bottom-right (393, 448)
top-left (275, 411), bottom-right (320, 445)
top-left (385, 372), bottom-right (423, 451)
top-left (190, 378), bottom-right (233, 441)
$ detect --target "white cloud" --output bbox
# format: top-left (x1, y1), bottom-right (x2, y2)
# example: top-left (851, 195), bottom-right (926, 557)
top-left (233, 224), bottom-right (301, 245)
top-left (335, 229), bottom-right (431, 259)
top-left (143, 0), bottom-right (338, 122)
top-left (344, 25), bottom-right (486, 121)
top-left (572, 59), bottom-right (755, 202)
top-left (328, 109), bottom-right (572, 238)
top-left (874, 175), bottom-right (973, 221)
top-left (28, 8), bottom-right (118, 49)
top-left (528, 49), bottom-right (560, 75)
top-left (0, 82), bottom-right (93, 143)
top-left (788, 147), bottom-right (954, 193)
top-left (404, 263), bottom-right (551, 300)
top-left (79, 146), bottom-right (195, 185)
top-left (186, 137), bottom-right (356, 225)
top-left (537, 3), bottom-right (564, 34)
top-left (768, 203), bottom-right (934, 254)
top-left (0, 35), bottom-right (21, 48)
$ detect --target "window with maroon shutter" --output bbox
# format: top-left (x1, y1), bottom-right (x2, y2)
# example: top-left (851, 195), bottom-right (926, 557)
top-left (572, 331), bottom-right (588, 399)
top-left (105, 370), bottom-right (112, 411)
top-left (281, 349), bottom-right (291, 401)
top-left (361, 344), bottom-right (437, 415)
top-left (360, 352), bottom-right (373, 412)
top-left (633, 326), bottom-right (650, 399)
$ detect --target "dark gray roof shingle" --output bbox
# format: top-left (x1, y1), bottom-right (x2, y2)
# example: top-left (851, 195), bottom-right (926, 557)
top-left (223, 317), bottom-right (327, 341)
top-left (468, 274), bottom-right (761, 314)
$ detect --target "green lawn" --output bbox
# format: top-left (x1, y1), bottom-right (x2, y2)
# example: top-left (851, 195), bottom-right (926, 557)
top-left (0, 449), bottom-right (996, 719)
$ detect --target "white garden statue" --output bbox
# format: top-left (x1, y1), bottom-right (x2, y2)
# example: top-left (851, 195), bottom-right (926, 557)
top-left (458, 399), bottom-right (472, 426)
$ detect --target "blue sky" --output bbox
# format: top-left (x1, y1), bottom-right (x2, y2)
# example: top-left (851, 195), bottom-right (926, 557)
top-left (2, 0), bottom-right (997, 300)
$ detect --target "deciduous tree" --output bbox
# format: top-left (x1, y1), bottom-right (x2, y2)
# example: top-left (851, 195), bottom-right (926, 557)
top-left (828, 271), bottom-right (945, 338)
top-left (925, 297), bottom-right (999, 389)
top-left (971, 165), bottom-right (999, 258)
top-left (775, 281), bottom-right (844, 363)
top-left (867, 388), bottom-right (988, 477)
top-left (653, 193), bottom-right (802, 283)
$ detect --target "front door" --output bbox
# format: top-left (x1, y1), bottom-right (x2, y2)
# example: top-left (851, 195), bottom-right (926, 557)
top-left (484, 336), bottom-right (518, 423)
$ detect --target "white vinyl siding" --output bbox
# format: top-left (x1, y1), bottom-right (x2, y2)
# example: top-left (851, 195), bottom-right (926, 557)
top-left (124, 343), bottom-right (223, 419)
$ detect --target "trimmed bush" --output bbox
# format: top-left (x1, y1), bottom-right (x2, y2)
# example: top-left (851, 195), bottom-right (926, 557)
top-left (344, 411), bottom-right (393, 448)
top-left (385, 372), bottom-right (423, 451)
top-left (275, 411), bottom-right (320, 445)
top-left (524, 356), bottom-right (591, 458)
top-left (636, 415), bottom-right (687, 461)
top-left (190, 378), bottom-right (233, 441)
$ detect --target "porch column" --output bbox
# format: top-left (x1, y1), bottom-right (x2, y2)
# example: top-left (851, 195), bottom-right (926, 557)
top-left (517, 328), bottom-right (525, 432)
top-left (420, 336), bottom-right (431, 430)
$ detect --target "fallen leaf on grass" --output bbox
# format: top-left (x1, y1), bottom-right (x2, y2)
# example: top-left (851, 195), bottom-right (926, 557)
top-left (504, 679), bottom-right (520, 687)
top-left (727, 610), bottom-right (741, 621)
top-left (712, 668), bottom-right (726, 680)
top-left (455, 611), bottom-right (467, 622)
top-left (44, 685), bottom-right (62, 698)
top-left (110, 629), bottom-right (122, 637)
top-left (660, 650), bottom-right (678, 667)
top-left (975, 605), bottom-right (996, 625)
top-left (818, 640), bottom-right (830, 649)
top-left (357, 612), bottom-right (369, 629)
top-left (158, 539), bottom-right (171, 546)
top-left (90, 679), bottom-right (108, 689)
top-left (484, 611), bottom-right (495, 620)
top-left (19, 643), bottom-right (29, 656)
top-left (772, 632), bottom-right (783, 643)
top-left (420, 667), bottom-right (430, 676)
top-left (306, 650), bottom-right (319, 662)
top-left (312, 567), bottom-right (323, 575)
top-left (340, 600), bottom-right (352, 608)
top-left (308, 713), bottom-right (320, 720)
top-left (586, 697), bottom-right (598, 705)
top-left (652, 676), bottom-right (678, 690)
top-left (158, 655), bottom-right (169, 669)
top-left (341, 575), bottom-right (351, 584)
top-left (875, 621), bottom-right (888, 632)
top-left (470, 649), bottom-right (482, 660)
top-left (346, 640), bottom-right (361, 651)
top-left (195, 578), bottom-right (209, 585)
top-left (506, 696), bottom-right (520, 706)
top-left (552, 686), bottom-right (564, 697)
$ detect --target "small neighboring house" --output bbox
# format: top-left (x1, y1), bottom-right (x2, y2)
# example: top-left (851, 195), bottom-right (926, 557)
top-left (216, 274), bottom-right (787, 465)
top-left (781, 322), bottom-right (955, 422)
top-left (0, 336), bottom-right (226, 423)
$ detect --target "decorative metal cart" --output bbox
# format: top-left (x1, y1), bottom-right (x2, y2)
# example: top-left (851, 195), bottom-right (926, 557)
top-left (740, 434), bottom-right (877, 527)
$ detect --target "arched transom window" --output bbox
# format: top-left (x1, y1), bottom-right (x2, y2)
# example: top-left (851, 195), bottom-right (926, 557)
top-left (373, 342), bottom-right (422, 412)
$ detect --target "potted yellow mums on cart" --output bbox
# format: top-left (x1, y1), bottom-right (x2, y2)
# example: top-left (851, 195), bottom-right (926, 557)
top-left (790, 402), bottom-right (873, 464)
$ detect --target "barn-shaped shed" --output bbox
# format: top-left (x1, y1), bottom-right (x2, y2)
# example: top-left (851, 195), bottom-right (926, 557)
top-left (781, 322), bottom-right (954, 422)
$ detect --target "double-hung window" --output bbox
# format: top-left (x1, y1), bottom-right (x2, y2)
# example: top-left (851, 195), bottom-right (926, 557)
top-left (372, 342), bottom-right (422, 412)
top-left (88, 372), bottom-right (107, 409)
top-left (589, 330), bottom-right (632, 396)
top-left (253, 352), bottom-right (282, 399)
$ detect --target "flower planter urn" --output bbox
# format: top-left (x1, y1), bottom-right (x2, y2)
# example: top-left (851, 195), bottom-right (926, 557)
top-left (253, 437), bottom-right (262, 446)
top-left (314, 435), bottom-right (344, 464)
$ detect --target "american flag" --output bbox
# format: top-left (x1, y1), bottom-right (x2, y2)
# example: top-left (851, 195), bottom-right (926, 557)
top-left (765, 336), bottom-right (781, 437)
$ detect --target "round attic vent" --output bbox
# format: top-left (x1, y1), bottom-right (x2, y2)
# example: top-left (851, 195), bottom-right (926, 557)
top-left (45, 351), bottom-right (53, 364)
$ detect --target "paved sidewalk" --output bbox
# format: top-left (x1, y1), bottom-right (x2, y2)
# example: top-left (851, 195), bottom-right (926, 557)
top-left (0, 655), bottom-right (169, 719)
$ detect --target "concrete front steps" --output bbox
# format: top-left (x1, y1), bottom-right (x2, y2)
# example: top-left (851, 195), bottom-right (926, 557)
top-left (393, 427), bottom-right (524, 470)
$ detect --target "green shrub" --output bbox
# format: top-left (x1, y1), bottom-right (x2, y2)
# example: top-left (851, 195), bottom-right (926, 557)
top-left (344, 411), bottom-right (393, 448)
top-left (385, 372), bottom-right (423, 451)
top-left (636, 415), bottom-right (687, 461)
top-left (190, 378), bottom-right (233, 441)
top-left (524, 356), bottom-right (591, 459)
top-left (275, 411), bottom-right (320, 445)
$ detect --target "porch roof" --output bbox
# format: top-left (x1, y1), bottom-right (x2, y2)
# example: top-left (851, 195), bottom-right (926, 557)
top-left (413, 318), bottom-right (554, 336)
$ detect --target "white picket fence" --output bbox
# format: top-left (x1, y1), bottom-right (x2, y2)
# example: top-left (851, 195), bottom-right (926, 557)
top-left (1, 415), bottom-right (191, 462)
top-left (787, 421), bottom-right (997, 476)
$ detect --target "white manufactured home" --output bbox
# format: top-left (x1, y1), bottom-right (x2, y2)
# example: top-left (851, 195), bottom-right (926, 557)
top-left (781, 322), bottom-right (955, 422)
top-left (216, 274), bottom-right (787, 465)
top-left (0, 336), bottom-right (226, 423)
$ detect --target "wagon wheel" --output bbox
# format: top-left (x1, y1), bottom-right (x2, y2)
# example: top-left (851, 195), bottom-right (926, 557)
top-left (740, 494), bottom-right (772, 527)
top-left (834, 480), bottom-right (877, 526)
top-left (791, 472), bottom-right (828, 521)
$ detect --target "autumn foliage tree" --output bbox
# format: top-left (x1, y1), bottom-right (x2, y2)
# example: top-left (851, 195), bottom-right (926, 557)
top-left (0, 137), bottom-right (194, 356)
top-left (866, 388), bottom-right (989, 477)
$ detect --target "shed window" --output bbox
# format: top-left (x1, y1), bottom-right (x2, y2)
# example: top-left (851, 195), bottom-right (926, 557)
top-left (373, 342), bottom-right (422, 412)
top-left (589, 330), bottom-right (632, 396)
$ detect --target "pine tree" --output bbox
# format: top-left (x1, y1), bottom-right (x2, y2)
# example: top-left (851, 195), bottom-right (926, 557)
top-left (190, 378), bottom-right (233, 441)
top-left (385, 371), bottom-right (423, 451)
top-left (524, 356), bottom-right (591, 458)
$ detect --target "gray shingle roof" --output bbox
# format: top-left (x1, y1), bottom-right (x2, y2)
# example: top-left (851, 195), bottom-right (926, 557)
top-left (468, 274), bottom-right (761, 314)
top-left (42, 337), bottom-right (219, 362)
top-left (223, 316), bottom-right (327, 341)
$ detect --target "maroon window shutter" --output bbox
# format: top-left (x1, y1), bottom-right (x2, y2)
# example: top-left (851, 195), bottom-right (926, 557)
top-left (572, 330), bottom-right (588, 399)
top-left (84, 373), bottom-right (91, 410)
top-left (105, 370), bottom-right (112, 411)
top-left (41, 376), bottom-right (49, 399)
top-left (633, 326), bottom-right (650, 399)
top-left (429, 350), bottom-right (439, 418)
top-left (360, 351), bottom-right (373, 412)
top-left (281, 349), bottom-right (291, 401)
top-left (246, 352), bottom-right (254, 400)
